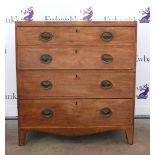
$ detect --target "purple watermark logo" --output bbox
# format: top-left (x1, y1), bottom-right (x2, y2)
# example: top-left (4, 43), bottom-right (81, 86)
top-left (21, 6), bottom-right (34, 21)
top-left (6, 6), bottom-right (34, 23)
top-left (139, 7), bottom-right (150, 23)
top-left (137, 84), bottom-right (149, 99)
top-left (80, 7), bottom-right (93, 21)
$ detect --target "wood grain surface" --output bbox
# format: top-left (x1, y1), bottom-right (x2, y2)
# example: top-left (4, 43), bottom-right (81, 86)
top-left (16, 27), bottom-right (136, 46)
top-left (16, 21), bottom-right (137, 145)
top-left (17, 70), bottom-right (135, 99)
top-left (19, 99), bottom-right (133, 127)
top-left (17, 45), bottom-right (136, 70)
top-left (16, 21), bottom-right (137, 27)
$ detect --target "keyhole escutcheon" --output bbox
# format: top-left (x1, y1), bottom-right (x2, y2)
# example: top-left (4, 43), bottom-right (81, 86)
top-left (75, 74), bottom-right (80, 79)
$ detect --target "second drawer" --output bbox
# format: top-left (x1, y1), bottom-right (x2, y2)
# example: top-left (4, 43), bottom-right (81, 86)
top-left (17, 46), bottom-right (135, 70)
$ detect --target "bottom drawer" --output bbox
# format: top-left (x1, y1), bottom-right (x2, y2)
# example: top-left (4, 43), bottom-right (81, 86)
top-left (19, 99), bottom-right (134, 127)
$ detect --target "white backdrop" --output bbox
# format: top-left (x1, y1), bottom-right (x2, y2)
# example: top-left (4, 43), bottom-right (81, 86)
top-left (5, 0), bottom-right (150, 117)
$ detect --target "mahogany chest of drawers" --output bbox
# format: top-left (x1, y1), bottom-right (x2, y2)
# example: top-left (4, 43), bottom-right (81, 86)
top-left (15, 21), bottom-right (137, 145)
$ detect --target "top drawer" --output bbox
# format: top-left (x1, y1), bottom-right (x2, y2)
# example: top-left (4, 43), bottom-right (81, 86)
top-left (16, 27), bottom-right (136, 46)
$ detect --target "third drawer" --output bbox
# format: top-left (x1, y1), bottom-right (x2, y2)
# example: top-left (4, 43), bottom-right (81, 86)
top-left (17, 70), bottom-right (135, 99)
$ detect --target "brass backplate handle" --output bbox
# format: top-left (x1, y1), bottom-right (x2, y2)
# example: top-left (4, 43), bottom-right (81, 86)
top-left (101, 80), bottom-right (112, 89)
top-left (101, 32), bottom-right (113, 41)
top-left (40, 32), bottom-right (52, 41)
top-left (40, 54), bottom-right (52, 64)
top-left (41, 80), bottom-right (53, 89)
top-left (41, 109), bottom-right (53, 118)
top-left (101, 54), bottom-right (113, 63)
top-left (100, 108), bottom-right (112, 117)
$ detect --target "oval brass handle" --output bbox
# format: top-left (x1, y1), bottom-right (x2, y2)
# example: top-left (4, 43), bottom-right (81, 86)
top-left (41, 80), bottom-right (52, 89)
top-left (40, 32), bottom-right (52, 41)
top-left (40, 54), bottom-right (52, 64)
top-left (101, 80), bottom-right (112, 89)
top-left (100, 108), bottom-right (112, 117)
top-left (101, 32), bottom-right (113, 41)
top-left (101, 54), bottom-right (113, 63)
top-left (41, 109), bottom-right (53, 118)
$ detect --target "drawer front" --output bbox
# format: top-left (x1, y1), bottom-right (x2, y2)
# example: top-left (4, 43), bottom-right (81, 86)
top-left (17, 45), bottom-right (135, 70)
top-left (16, 27), bottom-right (136, 46)
top-left (18, 70), bottom-right (135, 99)
top-left (19, 99), bottom-right (133, 127)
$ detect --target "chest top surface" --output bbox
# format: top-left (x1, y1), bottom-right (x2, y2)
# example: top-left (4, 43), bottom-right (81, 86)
top-left (15, 21), bottom-right (137, 27)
